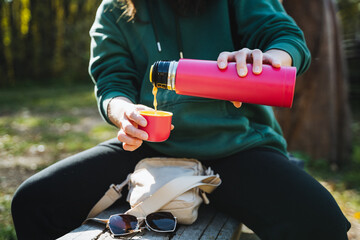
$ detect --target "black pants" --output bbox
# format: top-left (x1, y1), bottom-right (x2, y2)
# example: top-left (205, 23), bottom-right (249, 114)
top-left (11, 138), bottom-right (350, 240)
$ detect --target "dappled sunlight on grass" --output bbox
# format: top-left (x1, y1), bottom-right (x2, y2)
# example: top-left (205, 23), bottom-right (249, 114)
top-left (0, 84), bottom-right (116, 239)
top-left (317, 178), bottom-right (360, 239)
top-left (0, 84), bottom-right (96, 113)
top-left (0, 193), bottom-right (16, 240)
top-left (0, 85), bottom-right (114, 164)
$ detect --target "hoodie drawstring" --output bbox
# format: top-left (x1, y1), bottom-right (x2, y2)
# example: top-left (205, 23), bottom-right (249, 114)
top-left (146, 1), bottom-right (184, 59)
top-left (174, 13), bottom-right (184, 59)
top-left (146, 0), bottom-right (162, 52)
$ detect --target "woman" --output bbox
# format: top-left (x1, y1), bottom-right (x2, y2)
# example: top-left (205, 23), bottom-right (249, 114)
top-left (11, 0), bottom-right (351, 239)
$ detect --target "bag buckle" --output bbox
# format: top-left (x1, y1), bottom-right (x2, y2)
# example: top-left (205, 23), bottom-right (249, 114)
top-left (110, 174), bottom-right (131, 194)
top-left (110, 184), bottom-right (121, 193)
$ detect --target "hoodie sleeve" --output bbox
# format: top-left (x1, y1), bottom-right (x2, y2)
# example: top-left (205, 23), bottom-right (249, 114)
top-left (89, 0), bottom-right (139, 124)
top-left (231, 0), bottom-right (311, 75)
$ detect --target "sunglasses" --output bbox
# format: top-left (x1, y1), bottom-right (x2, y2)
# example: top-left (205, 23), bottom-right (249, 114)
top-left (93, 212), bottom-right (177, 236)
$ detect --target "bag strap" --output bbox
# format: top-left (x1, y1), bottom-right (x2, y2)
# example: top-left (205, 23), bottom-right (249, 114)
top-left (86, 174), bottom-right (221, 219)
top-left (86, 175), bottom-right (130, 219)
top-left (125, 174), bottom-right (221, 218)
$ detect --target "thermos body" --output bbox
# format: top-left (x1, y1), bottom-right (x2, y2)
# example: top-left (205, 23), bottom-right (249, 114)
top-left (150, 59), bottom-right (297, 108)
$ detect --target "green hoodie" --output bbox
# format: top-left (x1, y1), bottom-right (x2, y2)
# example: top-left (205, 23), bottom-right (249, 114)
top-left (89, 0), bottom-right (311, 159)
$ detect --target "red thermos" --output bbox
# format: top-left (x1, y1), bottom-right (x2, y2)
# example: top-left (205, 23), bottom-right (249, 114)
top-left (150, 58), bottom-right (297, 108)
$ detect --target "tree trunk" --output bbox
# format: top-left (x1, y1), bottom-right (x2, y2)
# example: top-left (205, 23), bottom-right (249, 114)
top-left (30, 0), bottom-right (56, 80)
top-left (22, 0), bottom-right (36, 81)
top-left (0, 1), bottom-right (8, 86)
top-left (275, 0), bottom-right (352, 167)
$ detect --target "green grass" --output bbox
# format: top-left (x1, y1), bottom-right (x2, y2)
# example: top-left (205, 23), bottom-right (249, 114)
top-left (0, 194), bottom-right (16, 240)
top-left (0, 83), bottom-right (115, 239)
top-left (0, 84), bottom-right (96, 113)
top-left (0, 84), bottom-right (114, 163)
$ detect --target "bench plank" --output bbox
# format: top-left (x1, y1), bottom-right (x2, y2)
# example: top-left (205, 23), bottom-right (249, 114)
top-left (199, 211), bottom-right (233, 240)
top-left (57, 223), bottom-right (104, 240)
top-left (57, 206), bottom-right (127, 240)
top-left (58, 204), bottom-right (260, 240)
top-left (172, 206), bottom-right (216, 240)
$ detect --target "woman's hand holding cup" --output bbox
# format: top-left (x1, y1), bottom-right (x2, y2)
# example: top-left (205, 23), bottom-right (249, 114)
top-left (108, 97), bottom-right (174, 151)
top-left (108, 97), bottom-right (151, 151)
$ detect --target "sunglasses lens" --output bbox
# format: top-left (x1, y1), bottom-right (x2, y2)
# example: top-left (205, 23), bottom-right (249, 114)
top-left (108, 214), bottom-right (138, 235)
top-left (146, 212), bottom-right (176, 232)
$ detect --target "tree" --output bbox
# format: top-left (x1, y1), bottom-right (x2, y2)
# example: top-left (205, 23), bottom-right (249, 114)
top-left (0, 0), bottom-right (100, 86)
top-left (275, 0), bottom-right (352, 167)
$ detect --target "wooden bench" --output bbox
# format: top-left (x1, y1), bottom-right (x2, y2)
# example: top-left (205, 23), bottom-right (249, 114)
top-left (57, 204), bottom-right (261, 240)
top-left (57, 156), bottom-right (304, 240)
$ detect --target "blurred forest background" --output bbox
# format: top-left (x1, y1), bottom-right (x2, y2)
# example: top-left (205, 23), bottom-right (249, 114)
top-left (0, 0), bottom-right (357, 95)
top-left (0, 0), bottom-right (97, 85)
top-left (0, 0), bottom-right (360, 239)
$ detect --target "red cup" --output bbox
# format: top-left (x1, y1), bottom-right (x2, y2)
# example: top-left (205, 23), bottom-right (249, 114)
top-left (139, 110), bottom-right (173, 142)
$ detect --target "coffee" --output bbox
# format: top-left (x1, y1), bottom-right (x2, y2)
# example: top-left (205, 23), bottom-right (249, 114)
top-left (140, 110), bottom-right (172, 116)
top-left (152, 85), bottom-right (158, 111)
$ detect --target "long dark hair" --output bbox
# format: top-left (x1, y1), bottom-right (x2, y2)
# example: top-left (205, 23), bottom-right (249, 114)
top-left (117, 0), bottom-right (207, 21)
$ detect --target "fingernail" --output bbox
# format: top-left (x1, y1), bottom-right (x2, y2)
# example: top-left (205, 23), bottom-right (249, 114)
top-left (140, 119), bottom-right (147, 127)
top-left (219, 62), bottom-right (226, 69)
top-left (274, 61), bottom-right (281, 67)
top-left (142, 132), bottom-right (148, 140)
top-left (239, 68), bottom-right (246, 77)
top-left (254, 66), bottom-right (261, 74)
